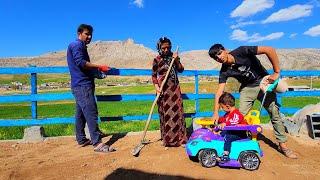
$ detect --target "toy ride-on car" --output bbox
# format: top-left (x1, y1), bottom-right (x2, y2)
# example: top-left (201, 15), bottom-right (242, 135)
top-left (186, 119), bottom-right (263, 171)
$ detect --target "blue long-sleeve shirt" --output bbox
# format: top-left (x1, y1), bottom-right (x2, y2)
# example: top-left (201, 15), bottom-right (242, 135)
top-left (67, 39), bottom-right (95, 88)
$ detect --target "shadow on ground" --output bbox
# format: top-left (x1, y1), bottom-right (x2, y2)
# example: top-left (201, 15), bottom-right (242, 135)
top-left (104, 168), bottom-right (195, 180)
top-left (104, 133), bottom-right (127, 147)
top-left (258, 133), bottom-right (278, 151)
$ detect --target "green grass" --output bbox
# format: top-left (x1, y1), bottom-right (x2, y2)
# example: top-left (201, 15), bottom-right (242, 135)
top-left (0, 100), bottom-right (197, 119)
top-left (1, 75), bottom-right (320, 140)
top-left (1, 96), bottom-right (319, 140)
top-left (96, 84), bottom-right (157, 95)
top-left (0, 118), bottom-right (196, 140)
top-left (2, 76), bottom-right (320, 94)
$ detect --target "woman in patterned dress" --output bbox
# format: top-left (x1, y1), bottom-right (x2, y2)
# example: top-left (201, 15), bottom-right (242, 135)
top-left (151, 37), bottom-right (187, 147)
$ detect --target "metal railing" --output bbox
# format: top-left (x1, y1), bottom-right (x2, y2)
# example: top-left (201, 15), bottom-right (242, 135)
top-left (0, 67), bottom-right (320, 127)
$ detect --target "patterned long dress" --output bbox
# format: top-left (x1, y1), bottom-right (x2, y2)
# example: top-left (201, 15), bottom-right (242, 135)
top-left (151, 55), bottom-right (187, 147)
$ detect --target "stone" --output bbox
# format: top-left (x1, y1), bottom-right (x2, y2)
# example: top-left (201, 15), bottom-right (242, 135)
top-left (288, 103), bottom-right (320, 137)
top-left (23, 126), bottom-right (45, 142)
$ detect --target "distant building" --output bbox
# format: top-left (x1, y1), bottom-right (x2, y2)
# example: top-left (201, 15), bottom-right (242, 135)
top-left (11, 81), bottom-right (23, 90)
top-left (287, 85), bottom-right (310, 91)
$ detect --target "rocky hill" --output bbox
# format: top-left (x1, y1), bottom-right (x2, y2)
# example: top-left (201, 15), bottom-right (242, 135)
top-left (1, 39), bottom-right (320, 70)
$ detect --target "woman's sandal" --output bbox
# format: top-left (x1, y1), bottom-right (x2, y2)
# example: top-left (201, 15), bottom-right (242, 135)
top-left (94, 143), bottom-right (116, 153)
top-left (278, 146), bottom-right (298, 159)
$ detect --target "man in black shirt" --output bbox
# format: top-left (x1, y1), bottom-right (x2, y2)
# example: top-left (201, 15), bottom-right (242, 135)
top-left (208, 44), bottom-right (297, 159)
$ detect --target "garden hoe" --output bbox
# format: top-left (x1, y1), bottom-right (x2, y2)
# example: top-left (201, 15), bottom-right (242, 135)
top-left (245, 77), bottom-right (282, 125)
top-left (259, 78), bottom-right (280, 113)
top-left (131, 46), bottom-right (179, 157)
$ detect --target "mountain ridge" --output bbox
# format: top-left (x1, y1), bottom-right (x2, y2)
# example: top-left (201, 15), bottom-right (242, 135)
top-left (1, 39), bottom-right (319, 70)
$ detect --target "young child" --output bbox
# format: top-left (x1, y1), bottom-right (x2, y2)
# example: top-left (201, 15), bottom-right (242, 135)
top-left (217, 92), bottom-right (247, 162)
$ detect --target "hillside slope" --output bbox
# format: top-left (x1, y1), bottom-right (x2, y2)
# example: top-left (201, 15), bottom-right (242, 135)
top-left (1, 39), bottom-right (319, 70)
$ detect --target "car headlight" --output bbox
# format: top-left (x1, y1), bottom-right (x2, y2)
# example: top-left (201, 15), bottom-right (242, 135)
top-left (191, 141), bottom-right (199, 146)
top-left (257, 127), bottom-right (262, 133)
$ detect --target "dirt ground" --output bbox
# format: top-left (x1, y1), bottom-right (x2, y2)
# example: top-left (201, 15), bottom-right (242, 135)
top-left (1, 128), bottom-right (320, 180)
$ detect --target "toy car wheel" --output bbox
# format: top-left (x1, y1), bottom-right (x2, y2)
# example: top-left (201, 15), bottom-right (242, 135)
top-left (239, 151), bottom-right (260, 171)
top-left (198, 149), bottom-right (217, 168)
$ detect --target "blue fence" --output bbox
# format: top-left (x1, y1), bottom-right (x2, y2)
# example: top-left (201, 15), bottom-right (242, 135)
top-left (0, 67), bottom-right (320, 127)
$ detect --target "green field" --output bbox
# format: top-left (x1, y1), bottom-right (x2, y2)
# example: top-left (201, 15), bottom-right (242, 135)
top-left (0, 75), bottom-right (320, 140)
top-left (0, 96), bottom-right (319, 140)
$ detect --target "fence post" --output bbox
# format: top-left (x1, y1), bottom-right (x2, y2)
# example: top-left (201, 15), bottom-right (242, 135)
top-left (194, 72), bottom-right (199, 117)
top-left (277, 94), bottom-right (282, 107)
top-left (30, 66), bottom-right (37, 119)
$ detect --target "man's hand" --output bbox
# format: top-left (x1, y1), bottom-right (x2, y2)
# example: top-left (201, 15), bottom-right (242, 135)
top-left (257, 46), bottom-right (281, 83)
top-left (98, 65), bottom-right (110, 72)
top-left (267, 72), bottom-right (280, 83)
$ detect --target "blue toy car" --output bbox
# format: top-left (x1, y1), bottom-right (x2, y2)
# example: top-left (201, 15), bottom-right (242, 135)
top-left (186, 125), bottom-right (263, 171)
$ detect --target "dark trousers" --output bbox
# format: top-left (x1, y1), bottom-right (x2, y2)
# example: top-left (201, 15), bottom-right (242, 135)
top-left (72, 86), bottom-right (101, 146)
top-left (223, 131), bottom-right (247, 153)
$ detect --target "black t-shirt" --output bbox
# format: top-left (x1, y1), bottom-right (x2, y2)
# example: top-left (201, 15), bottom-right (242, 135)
top-left (219, 46), bottom-right (268, 88)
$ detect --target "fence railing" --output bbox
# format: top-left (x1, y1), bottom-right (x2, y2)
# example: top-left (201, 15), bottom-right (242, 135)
top-left (0, 67), bottom-right (320, 127)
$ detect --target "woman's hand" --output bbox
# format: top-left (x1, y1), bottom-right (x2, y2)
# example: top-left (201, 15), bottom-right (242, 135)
top-left (172, 52), bottom-right (179, 61)
top-left (155, 85), bottom-right (161, 95)
top-left (172, 51), bottom-right (178, 58)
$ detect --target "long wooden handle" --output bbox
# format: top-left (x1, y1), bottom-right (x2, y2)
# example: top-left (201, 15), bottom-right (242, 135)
top-left (140, 46), bottom-right (179, 141)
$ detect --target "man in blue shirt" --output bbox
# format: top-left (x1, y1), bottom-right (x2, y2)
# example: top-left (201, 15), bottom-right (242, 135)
top-left (67, 24), bottom-right (115, 153)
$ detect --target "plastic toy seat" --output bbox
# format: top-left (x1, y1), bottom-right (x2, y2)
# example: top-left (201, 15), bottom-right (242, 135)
top-left (245, 110), bottom-right (261, 125)
top-left (195, 118), bottom-right (214, 127)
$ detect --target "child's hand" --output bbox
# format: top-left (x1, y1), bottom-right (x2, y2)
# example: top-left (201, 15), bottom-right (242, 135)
top-left (218, 123), bottom-right (226, 130)
top-left (212, 114), bottom-right (219, 125)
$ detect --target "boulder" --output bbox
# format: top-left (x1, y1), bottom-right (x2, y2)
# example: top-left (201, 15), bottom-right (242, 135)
top-left (285, 103), bottom-right (320, 137)
top-left (23, 126), bottom-right (45, 142)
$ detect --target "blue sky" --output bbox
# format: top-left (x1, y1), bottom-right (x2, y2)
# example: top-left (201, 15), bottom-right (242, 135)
top-left (0, 0), bottom-right (320, 57)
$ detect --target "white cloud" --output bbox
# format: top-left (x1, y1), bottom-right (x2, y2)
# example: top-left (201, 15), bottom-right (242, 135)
top-left (133, 0), bottom-right (144, 8)
top-left (289, 33), bottom-right (298, 38)
top-left (230, 29), bottom-right (284, 42)
top-left (230, 29), bottom-right (250, 41)
top-left (231, 0), bottom-right (274, 18)
top-left (311, 0), bottom-right (320, 7)
top-left (230, 21), bottom-right (257, 29)
top-left (262, 4), bottom-right (313, 24)
top-left (249, 32), bottom-right (284, 42)
top-left (304, 25), bottom-right (320, 37)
